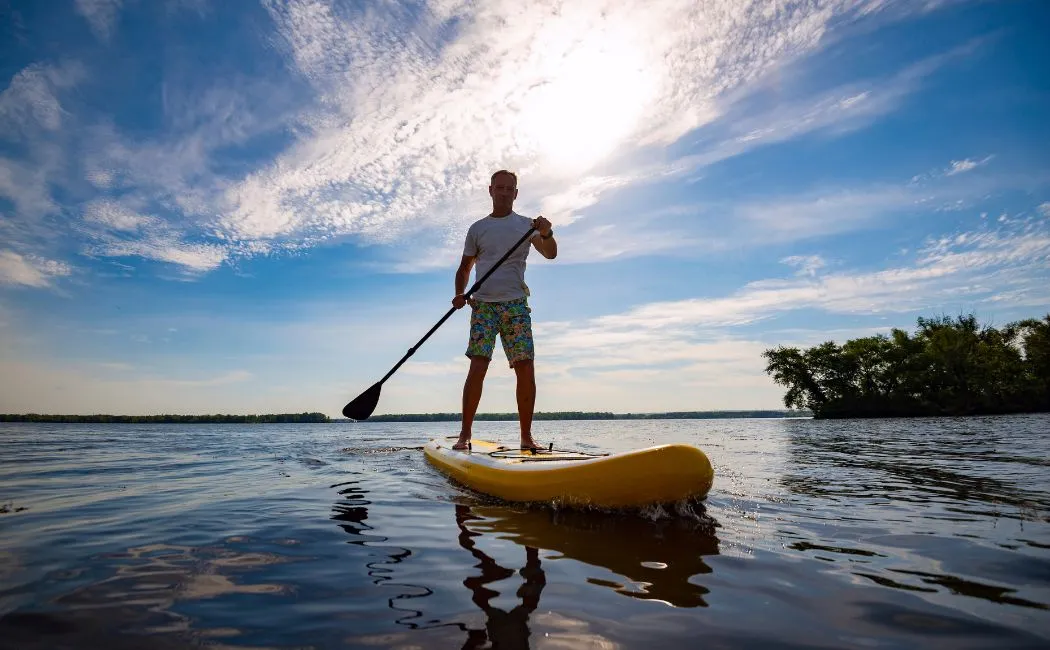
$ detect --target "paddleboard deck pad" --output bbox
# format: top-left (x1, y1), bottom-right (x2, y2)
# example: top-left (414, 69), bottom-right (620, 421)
top-left (423, 437), bottom-right (714, 508)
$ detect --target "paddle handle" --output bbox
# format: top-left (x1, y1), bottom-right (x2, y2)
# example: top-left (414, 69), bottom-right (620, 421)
top-left (378, 227), bottom-right (537, 384)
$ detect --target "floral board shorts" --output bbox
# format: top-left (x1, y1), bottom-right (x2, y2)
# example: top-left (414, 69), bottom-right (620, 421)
top-left (465, 297), bottom-right (535, 367)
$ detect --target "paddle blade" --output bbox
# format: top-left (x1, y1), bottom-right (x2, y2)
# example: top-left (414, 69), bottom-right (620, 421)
top-left (342, 382), bottom-right (382, 420)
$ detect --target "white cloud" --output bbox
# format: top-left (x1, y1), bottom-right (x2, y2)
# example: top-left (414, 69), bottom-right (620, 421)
top-left (0, 1), bottom-right (998, 281)
top-left (0, 58), bottom-right (302, 277)
top-left (947, 159), bottom-right (978, 175)
top-left (945, 155), bottom-right (993, 176)
top-left (428, 39), bottom-right (986, 265)
top-left (0, 155), bottom-right (59, 221)
top-left (219, 0), bottom-right (907, 249)
top-left (782, 255), bottom-right (828, 277)
top-left (0, 62), bottom-right (83, 135)
top-left (83, 198), bottom-right (154, 231)
top-left (1038, 202), bottom-right (1050, 218)
top-left (559, 219), bottom-right (1050, 340)
top-left (538, 174), bottom-right (635, 226)
top-left (0, 63), bottom-right (84, 230)
top-left (79, 198), bottom-right (231, 273)
top-left (75, 0), bottom-right (124, 41)
top-left (0, 250), bottom-right (72, 288)
top-left (90, 237), bottom-right (228, 273)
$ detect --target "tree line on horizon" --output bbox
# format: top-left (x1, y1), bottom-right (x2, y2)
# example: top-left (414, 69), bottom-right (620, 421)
top-left (355, 410), bottom-right (809, 422)
top-left (0, 410), bottom-right (810, 424)
top-left (762, 313), bottom-right (1050, 419)
top-left (0, 412), bottom-right (331, 423)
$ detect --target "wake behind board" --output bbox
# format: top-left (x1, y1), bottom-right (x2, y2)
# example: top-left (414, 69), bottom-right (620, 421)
top-left (423, 437), bottom-right (714, 508)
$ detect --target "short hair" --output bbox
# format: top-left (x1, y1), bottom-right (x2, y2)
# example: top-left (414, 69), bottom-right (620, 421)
top-left (490, 169), bottom-right (517, 186)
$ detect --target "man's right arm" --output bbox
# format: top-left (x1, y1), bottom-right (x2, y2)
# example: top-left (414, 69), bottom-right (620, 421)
top-left (452, 255), bottom-right (475, 309)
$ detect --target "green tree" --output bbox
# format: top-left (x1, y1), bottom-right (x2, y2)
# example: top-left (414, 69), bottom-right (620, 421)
top-left (762, 313), bottom-right (1050, 419)
top-left (762, 346), bottom-right (827, 412)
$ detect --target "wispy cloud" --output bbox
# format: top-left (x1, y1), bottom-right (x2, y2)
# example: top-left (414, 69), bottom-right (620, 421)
top-left (89, 237), bottom-right (229, 274)
top-left (218, 0), bottom-right (914, 251)
top-left (83, 198), bottom-right (154, 231)
top-left (0, 58), bottom-right (301, 275)
top-left (0, 62), bottom-right (83, 134)
top-left (74, 0), bottom-right (124, 41)
top-left (662, 38), bottom-right (983, 179)
top-left (596, 218), bottom-right (1049, 332)
top-left (0, 155), bottom-right (60, 224)
top-left (453, 40), bottom-right (993, 264)
top-left (782, 255), bottom-right (828, 277)
top-left (0, 251), bottom-right (73, 288)
top-left (0, 62), bottom-right (84, 238)
top-left (481, 36), bottom-right (993, 257)
top-left (78, 198), bottom-right (230, 273)
top-left (0, 1), bottom-right (1003, 284)
top-left (945, 155), bottom-right (994, 176)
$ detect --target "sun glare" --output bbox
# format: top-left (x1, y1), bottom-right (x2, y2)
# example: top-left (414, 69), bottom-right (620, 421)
top-left (518, 29), bottom-right (659, 175)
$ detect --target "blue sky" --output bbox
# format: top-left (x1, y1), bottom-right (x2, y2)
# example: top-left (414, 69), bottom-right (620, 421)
top-left (1, 0), bottom-right (1048, 417)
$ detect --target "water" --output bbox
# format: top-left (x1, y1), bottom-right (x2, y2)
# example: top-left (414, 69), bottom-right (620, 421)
top-left (1, 415), bottom-right (1048, 649)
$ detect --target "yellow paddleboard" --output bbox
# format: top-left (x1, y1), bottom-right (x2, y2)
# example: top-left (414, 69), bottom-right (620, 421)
top-left (423, 437), bottom-right (714, 508)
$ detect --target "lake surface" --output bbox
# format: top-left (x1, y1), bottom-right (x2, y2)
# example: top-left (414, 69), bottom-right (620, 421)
top-left (1, 415), bottom-right (1048, 649)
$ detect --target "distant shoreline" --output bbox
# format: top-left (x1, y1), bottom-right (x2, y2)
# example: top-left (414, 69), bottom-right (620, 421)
top-left (353, 410), bottom-right (810, 422)
top-left (0, 413), bottom-right (331, 423)
top-left (0, 410), bottom-right (809, 423)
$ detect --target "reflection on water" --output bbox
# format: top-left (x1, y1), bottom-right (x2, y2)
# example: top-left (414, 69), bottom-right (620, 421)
top-left (330, 476), bottom-right (465, 633)
top-left (463, 503), bottom-right (720, 608)
top-left (0, 541), bottom-right (291, 649)
top-left (330, 477), bottom-right (722, 648)
top-left (456, 504), bottom-right (546, 649)
top-left (330, 478), bottom-right (547, 644)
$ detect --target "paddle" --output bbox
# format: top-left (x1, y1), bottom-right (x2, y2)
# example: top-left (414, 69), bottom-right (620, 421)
top-left (342, 226), bottom-right (538, 420)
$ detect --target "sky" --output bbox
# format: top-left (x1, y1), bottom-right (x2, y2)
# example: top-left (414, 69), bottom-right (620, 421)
top-left (1, 0), bottom-right (1048, 418)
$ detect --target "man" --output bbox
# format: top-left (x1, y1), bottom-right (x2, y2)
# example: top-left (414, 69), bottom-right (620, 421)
top-left (450, 170), bottom-right (557, 451)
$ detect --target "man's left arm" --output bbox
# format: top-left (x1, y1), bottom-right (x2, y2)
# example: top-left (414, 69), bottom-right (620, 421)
top-left (531, 216), bottom-right (557, 259)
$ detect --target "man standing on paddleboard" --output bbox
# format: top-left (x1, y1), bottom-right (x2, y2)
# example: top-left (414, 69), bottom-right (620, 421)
top-left (450, 170), bottom-right (558, 452)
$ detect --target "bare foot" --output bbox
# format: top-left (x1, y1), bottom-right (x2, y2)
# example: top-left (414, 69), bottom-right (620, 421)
top-left (520, 434), bottom-right (541, 452)
top-left (452, 434), bottom-right (471, 451)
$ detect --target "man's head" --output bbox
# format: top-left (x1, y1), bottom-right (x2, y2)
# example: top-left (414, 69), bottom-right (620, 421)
top-left (489, 169), bottom-right (518, 214)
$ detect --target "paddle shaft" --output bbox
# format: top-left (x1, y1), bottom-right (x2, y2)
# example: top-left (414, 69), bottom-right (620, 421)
top-left (377, 227), bottom-right (537, 385)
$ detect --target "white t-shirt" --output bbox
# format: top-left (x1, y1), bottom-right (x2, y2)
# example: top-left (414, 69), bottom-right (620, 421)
top-left (463, 211), bottom-right (541, 303)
